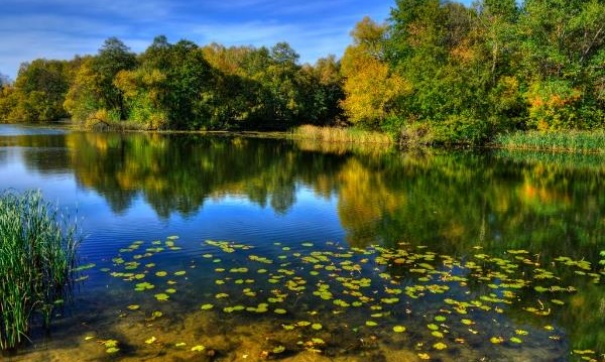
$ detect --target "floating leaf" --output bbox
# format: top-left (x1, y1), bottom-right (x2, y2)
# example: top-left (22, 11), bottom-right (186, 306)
top-left (191, 345), bottom-right (205, 352)
top-left (274, 308), bottom-right (287, 315)
top-left (490, 337), bottom-right (504, 344)
top-left (433, 342), bottom-right (448, 350)
top-left (200, 304), bottom-right (214, 311)
top-left (393, 325), bottom-right (406, 333)
top-left (145, 336), bottom-right (157, 344)
top-left (104, 340), bottom-right (119, 348)
top-left (273, 345), bottom-right (286, 354)
top-left (366, 320), bottom-right (378, 327)
top-left (154, 293), bottom-right (169, 302)
top-left (311, 323), bottom-right (323, 330)
top-left (127, 305), bottom-right (140, 311)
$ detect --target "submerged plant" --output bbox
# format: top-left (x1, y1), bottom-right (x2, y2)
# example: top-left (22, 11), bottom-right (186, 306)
top-left (0, 190), bottom-right (79, 351)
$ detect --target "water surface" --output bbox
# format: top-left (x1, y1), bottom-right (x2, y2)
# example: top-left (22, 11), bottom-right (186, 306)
top-left (1, 124), bottom-right (603, 361)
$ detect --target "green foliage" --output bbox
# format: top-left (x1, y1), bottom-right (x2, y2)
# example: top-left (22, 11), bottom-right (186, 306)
top-left (0, 60), bottom-right (72, 122)
top-left (381, 0), bottom-right (605, 144)
top-left (0, 190), bottom-right (79, 350)
top-left (92, 37), bottom-right (137, 120)
top-left (5, 0), bottom-right (605, 142)
top-left (495, 130), bottom-right (605, 153)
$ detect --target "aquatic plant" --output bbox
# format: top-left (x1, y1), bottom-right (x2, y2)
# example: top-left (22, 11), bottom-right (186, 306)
top-left (294, 125), bottom-right (393, 144)
top-left (99, 236), bottom-right (605, 361)
top-left (0, 190), bottom-right (79, 351)
top-left (495, 130), bottom-right (605, 153)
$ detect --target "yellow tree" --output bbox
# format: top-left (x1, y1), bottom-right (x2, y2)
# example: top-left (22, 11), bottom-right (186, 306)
top-left (340, 17), bottom-right (411, 129)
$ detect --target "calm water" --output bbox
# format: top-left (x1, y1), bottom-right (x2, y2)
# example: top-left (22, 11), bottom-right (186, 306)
top-left (1, 124), bottom-right (604, 362)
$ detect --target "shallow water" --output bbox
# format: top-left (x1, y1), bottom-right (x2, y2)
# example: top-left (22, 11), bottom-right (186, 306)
top-left (0, 125), bottom-right (603, 361)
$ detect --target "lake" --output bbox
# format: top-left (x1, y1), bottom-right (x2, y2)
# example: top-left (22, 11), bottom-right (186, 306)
top-left (1, 124), bottom-right (603, 361)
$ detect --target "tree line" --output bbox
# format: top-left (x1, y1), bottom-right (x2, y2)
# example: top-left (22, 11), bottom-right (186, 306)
top-left (1, 0), bottom-right (604, 144)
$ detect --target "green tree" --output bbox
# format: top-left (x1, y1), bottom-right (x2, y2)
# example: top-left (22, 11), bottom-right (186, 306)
top-left (519, 0), bottom-right (605, 130)
top-left (2, 59), bottom-right (72, 122)
top-left (92, 37), bottom-right (137, 120)
top-left (160, 40), bottom-right (214, 129)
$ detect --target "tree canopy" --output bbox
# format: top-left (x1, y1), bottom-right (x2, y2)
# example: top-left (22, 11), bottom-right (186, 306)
top-left (1, 0), bottom-right (605, 144)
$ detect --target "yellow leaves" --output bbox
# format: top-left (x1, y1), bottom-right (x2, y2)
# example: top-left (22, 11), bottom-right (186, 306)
top-left (526, 80), bottom-right (583, 131)
top-left (339, 16), bottom-right (412, 127)
top-left (340, 51), bottom-right (411, 126)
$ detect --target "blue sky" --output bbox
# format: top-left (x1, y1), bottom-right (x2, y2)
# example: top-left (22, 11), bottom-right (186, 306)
top-left (0, 0), bottom-right (470, 80)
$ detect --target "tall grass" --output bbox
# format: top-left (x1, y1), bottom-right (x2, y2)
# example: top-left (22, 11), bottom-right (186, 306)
top-left (495, 130), bottom-right (605, 154)
top-left (0, 190), bottom-right (78, 351)
top-left (293, 125), bottom-right (394, 144)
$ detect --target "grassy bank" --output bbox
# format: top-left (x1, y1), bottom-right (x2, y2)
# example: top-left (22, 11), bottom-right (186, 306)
top-left (495, 131), bottom-right (605, 154)
top-left (0, 190), bottom-right (79, 351)
top-left (293, 125), bottom-right (394, 144)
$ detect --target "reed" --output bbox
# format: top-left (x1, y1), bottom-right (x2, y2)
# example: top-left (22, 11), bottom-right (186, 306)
top-left (495, 130), bottom-right (605, 154)
top-left (0, 190), bottom-right (78, 351)
top-left (293, 125), bottom-right (393, 144)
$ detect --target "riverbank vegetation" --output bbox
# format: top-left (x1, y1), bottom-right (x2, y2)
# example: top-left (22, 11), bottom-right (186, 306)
top-left (496, 131), bottom-right (605, 154)
top-left (1, 0), bottom-right (605, 148)
top-left (0, 190), bottom-right (79, 351)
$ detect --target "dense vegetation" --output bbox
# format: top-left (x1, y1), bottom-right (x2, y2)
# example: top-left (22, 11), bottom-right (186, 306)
top-left (0, 190), bottom-right (79, 351)
top-left (1, 0), bottom-right (605, 145)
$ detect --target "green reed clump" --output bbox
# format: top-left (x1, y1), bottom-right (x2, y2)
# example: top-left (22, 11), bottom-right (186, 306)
top-left (495, 130), bottom-right (605, 153)
top-left (0, 190), bottom-right (79, 351)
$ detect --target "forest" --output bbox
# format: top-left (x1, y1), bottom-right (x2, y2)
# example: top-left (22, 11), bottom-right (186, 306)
top-left (1, 0), bottom-right (605, 145)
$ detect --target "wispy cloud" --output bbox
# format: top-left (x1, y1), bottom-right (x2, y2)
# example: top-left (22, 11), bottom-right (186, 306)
top-left (0, 0), bottom-right (396, 79)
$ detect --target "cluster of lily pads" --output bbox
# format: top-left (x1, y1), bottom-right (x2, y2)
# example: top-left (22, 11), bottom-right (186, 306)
top-left (95, 236), bottom-right (605, 361)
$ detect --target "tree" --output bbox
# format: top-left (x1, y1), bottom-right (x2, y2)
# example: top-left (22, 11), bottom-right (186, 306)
top-left (92, 37), bottom-right (137, 120)
top-left (3, 59), bottom-right (71, 122)
top-left (340, 17), bottom-right (411, 129)
top-left (0, 72), bottom-right (10, 88)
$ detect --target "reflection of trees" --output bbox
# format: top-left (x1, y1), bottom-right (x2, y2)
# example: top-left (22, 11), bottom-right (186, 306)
top-left (19, 132), bottom-right (605, 356)
top-left (335, 150), bottom-right (605, 262)
top-left (2, 134), bottom-right (72, 174)
top-left (16, 131), bottom-right (605, 262)
top-left (19, 132), bottom-right (605, 262)
top-left (64, 133), bottom-right (348, 217)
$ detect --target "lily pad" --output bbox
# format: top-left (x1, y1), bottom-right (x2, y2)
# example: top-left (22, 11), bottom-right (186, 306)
top-left (393, 325), bottom-right (406, 333)
top-left (154, 293), bottom-right (170, 302)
